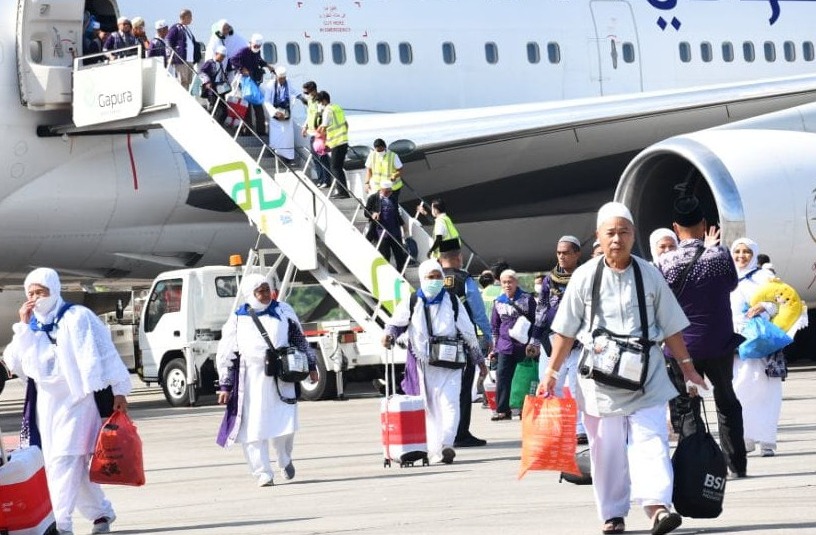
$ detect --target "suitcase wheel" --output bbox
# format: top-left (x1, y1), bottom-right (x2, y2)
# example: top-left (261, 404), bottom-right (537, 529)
top-left (384, 458), bottom-right (391, 468)
top-left (422, 455), bottom-right (429, 466)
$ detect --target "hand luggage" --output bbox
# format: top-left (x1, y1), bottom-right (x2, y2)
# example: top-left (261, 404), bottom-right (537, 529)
top-left (0, 427), bottom-right (57, 535)
top-left (224, 96), bottom-right (248, 128)
top-left (559, 447), bottom-right (592, 485)
top-left (380, 347), bottom-right (429, 468)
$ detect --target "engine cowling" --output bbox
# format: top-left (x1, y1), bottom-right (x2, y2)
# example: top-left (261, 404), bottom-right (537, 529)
top-left (616, 128), bottom-right (816, 303)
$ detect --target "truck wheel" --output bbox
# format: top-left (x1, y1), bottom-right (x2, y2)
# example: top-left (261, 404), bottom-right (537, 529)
top-left (299, 351), bottom-right (337, 401)
top-left (162, 358), bottom-right (192, 407)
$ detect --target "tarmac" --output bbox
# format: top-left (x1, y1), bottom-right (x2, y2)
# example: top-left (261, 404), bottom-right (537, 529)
top-left (1, 365), bottom-right (815, 535)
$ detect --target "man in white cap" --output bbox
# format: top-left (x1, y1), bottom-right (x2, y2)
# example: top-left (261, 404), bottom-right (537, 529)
top-left (205, 19), bottom-right (247, 61)
top-left (382, 259), bottom-right (485, 464)
top-left (529, 234), bottom-right (587, 443)
top-left (103, 16), bottom-right (138, 59)
top-left (364, 180), bottom-right (408, 269)
top-left (264, 66), bottom-right (297, 162)
top-left (215, 274), bottom-right (317, 486)
top-left (199, 45), bottom-right (235, 127)
top-left (166, 8), bottom-right (201, 89)
top-left (231, 34), bottom-right (275, 136)
top-left (540, 202), bottom-right (706, 535)
top-left (3, 268), bottom-right (131, 535)
top-left (148, 19), bottom-right (169, 66)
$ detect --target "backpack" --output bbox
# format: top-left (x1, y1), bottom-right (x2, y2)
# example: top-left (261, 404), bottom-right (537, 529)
top-left (559, 448), bottom-right (592, 485)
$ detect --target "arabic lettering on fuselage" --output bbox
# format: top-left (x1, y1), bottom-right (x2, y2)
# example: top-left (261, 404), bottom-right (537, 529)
top-left (647, 0), bottom-right (816, 27)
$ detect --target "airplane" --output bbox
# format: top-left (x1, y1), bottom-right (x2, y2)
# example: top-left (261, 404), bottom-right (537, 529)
top-left (5, 0), bottom-right (816, 306)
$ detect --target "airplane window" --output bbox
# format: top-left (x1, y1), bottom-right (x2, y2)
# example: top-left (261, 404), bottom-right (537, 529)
top-left (399, 42), bottom-right (413, 65)
top-left (309, 42), bottom-right (324, 65)
top-left (527, 42), bottom-right (540, 64)
top-left (622, 42), bottom-right (635, 63)
top-left (764, 41), bottom-right (776, 62)
top-left (377, 42), bottom-right (391, 64)
top-left (804, 41), bottom-right (815, 62)
top-left (700, 42), bottom-right (712, 63)
top-left (784, 41), bottom-right (796, 62)
top-left (485, 42), bottom-right (499, 64)
top-left (262, 43), bottom-right (277, 64)
top-left (743, 41), bottom-right (755, 62)
top-left (722, 42), bottom-right (734, 62)
top-left (332, 42), bottom-right (346, 65)
top-left (442, 42), bottom-right (456, 64)
top-left (548, 42), bottom-right (562, 64)
top-left (287, 43), bottom-right (301, 65)
top-left (354, 42), bottom-right (369, 64)
top-left (679, 42), bottom-right (691, 63)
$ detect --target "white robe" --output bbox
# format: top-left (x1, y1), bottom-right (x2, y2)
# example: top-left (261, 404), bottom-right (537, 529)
top-left (730, 268), bottom-right (783, 447)
top-left (262, 80), bottom-right (295, 160)
top-left (215, 304), bottom-right (301, 447)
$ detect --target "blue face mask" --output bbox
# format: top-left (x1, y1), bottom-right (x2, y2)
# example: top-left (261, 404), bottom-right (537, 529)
top-left (421, 279), bottom-right (444, 298)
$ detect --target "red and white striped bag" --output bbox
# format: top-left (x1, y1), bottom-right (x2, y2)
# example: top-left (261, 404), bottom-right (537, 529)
top-left (224, 96), bottom-right (248, 128)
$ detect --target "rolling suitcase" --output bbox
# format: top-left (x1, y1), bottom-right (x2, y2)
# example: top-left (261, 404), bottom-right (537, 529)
top-left (0, 427), bottom-right (57, 535)
top-left (380, 347), bottom-right (429, 468)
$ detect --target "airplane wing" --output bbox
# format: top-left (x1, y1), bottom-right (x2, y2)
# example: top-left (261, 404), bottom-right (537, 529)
top-left (345, 74), bottom-right (816, 269)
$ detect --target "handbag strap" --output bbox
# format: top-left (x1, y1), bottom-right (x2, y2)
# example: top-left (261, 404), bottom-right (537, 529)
top-left (248, 308), bottom-right (277, 351)
top-left (673, 245), bottom-right (705, 297)
top-left (589, 258), bottom-right (649, 344)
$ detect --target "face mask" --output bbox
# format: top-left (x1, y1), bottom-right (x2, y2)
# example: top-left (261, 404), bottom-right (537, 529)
top-left (534, 284), bottom-right (543, 295)
top-left (34, 295), bottom-right (58, 316)
top-left (421, 279), bottom-right (444, 298)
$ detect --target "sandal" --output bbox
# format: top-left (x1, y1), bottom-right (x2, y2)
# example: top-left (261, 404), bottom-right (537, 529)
top-left (602, 517), bottom-right (625, 534)
top-left (651, 509), bottom-right (682, 535)
top-left (490, 412), bottom-right (512, 421)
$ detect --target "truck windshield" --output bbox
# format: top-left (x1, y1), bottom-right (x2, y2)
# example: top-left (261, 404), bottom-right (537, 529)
top-left (214, 276), bottom-right (238, 297)
top-left (144, 279), bottom-right (183, 332)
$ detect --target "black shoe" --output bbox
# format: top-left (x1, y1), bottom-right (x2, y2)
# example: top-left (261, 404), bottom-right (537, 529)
top-left (576, 433), bottom-right (589, 445)
top-left (440, 447), bottom-right (456, 464)
top-left (728, 469), bottom-right (747, 479)
top-left (454, 435), bottom-right (487, 448)
top-left (330, 192), bottom-right (350, 199)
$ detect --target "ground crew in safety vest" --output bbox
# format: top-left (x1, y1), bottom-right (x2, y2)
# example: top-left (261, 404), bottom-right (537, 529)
top-left (316, 90), bottom-right (350, 199)
top-left (418, 198), bottom-right (460, 258)
top-left (298, 81), bottom-right (331, 188)
top-left (365, 138), bottom-right (404, 204)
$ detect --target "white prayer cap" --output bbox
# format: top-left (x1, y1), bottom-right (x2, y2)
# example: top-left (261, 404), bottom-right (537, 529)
top-left (558, 235), bottom-right (581, 248)
top-left (131, 16), bottom-right (145, 28)
top-left (155, 19), bottom-right (168, 30)
top-left (214, 45), bottom-right (227, 56)
top-left (241, 273), bottom-right (270, 299)
top-left (596, 201), bottom-right (634, 228)
top-left (24, 268), bottom-right (61, 295)
top-left (419, 259), bottom-right (443, 280)
top-left (117, 16), bottom-right (131, 25)
top-left (276, 66), bottom-right (287, 76)
top-left (649, 228), bottom-right (678, 261)
top-left (499, 269), bottom-right (518, 280)
top-left (250, 33), bottom-right (264, 45)
top-left (379, 180), bottom-right (393, 189)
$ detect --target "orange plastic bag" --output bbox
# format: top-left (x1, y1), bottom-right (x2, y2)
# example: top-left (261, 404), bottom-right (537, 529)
top-left (518, 392), bottom-right (580, 479)
top-left (90, 410), bottom-right (145, 486)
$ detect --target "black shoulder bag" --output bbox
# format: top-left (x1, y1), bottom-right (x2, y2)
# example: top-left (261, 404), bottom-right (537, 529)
top-left (247, 309), bottom-right (310, 404)
top-left (422, 295), bottom-right (467, 369)
top-left (578, 259), bottom-right (653, 391)
top-left (672, 245), bottom-right (705, 297)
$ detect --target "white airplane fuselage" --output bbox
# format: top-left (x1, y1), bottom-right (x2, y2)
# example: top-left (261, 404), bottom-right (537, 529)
top-left (4, 0), bottom-right (816, 287)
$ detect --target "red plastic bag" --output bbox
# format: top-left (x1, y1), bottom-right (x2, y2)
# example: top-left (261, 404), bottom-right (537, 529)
top-left (90, 410), bottom-right (145, 486)
top-left (518, 392), bottom-right (580, 479)
top-left (224, 96), bottom-right (248, 127)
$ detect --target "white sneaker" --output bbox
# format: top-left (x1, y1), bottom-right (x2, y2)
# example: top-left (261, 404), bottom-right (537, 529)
top-left (257, 473), bottom-right (274, 487)
top-left (760, 444), bottom-right (776, 457)
top-left (91, 514), bottom-right (115, 534)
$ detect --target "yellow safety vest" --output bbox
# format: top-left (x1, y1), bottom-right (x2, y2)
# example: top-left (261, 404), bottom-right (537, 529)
top-left (370, 150), bottom-right (403, 191)
top-left (305, 98), bottom-right (320, 130)
top-left (326, 104), bottom-right (348, 148)
top-left (439, 213), bottom-right (460, 240)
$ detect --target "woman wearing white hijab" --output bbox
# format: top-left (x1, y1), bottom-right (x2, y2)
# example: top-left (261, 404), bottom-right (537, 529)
top-left (382, 259), bottom-right (485, 464)
top-left (205, 19), bottom-right (248, 62)
top-left (215, 273), bottom-right (317, 486)
top-left (3, 268), bottom-right (131, 535)
top-left (729, 238), bottom-right (783, 457)
top-left (649, 228), bottom-right (678, 265)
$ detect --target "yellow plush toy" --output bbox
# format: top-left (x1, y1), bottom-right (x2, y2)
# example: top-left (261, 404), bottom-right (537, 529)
top-left (750, 278), bottom-right (805, 333)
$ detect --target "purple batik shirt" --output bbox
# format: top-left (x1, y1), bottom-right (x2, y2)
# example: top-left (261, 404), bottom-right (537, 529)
top-left (658, 238), bottom-right (742, 359)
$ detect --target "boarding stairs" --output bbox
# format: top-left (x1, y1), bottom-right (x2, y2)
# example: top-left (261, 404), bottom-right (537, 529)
top-left (60, 49), bottom-right (430, 352)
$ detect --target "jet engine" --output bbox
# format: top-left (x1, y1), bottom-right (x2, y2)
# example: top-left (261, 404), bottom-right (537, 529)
top-left (616, 128), bottom-right (816, 304)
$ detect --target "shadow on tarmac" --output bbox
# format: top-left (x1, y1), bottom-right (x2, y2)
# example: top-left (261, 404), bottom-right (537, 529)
top-left (112, 517), bottom-right (318, 533)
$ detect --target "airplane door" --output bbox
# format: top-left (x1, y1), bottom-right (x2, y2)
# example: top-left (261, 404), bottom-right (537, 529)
top-left (16, 0), bottom-right (85, 109)
top-left (590, 0), bottom-right (643, 96)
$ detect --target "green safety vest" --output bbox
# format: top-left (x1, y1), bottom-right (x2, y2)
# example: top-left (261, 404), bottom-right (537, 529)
top-left (326, 104), bottom-right (348, 148)
top-left (438, 213), bottom-right (459, 240)
top-left (305, 98), bottom-right (320, 130)
top-left (370, 150), bottom-right (403, 190)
